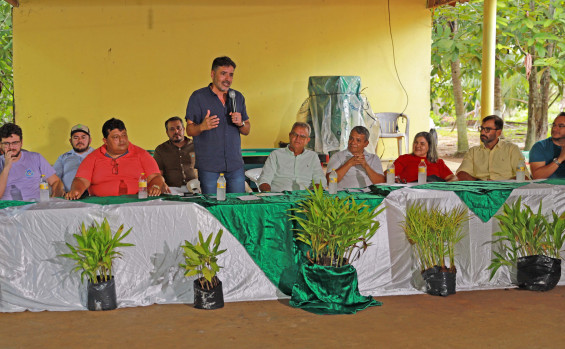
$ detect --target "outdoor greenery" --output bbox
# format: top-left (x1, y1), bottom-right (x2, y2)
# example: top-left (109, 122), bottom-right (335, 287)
top-left (60, 219), bottom-right (134, 284)
top-left (289, 184), bottom-right (384, 267)
top-left (179, 229), bottom-right (226, 290)
top-left (0, 2), bottom-right (13, 125)
top-left (402, 202), bottom-right (468, 272)
top-left (432, 0), bottom-right (565, 152)
top-left (488, 197), bottom-right (565, 279)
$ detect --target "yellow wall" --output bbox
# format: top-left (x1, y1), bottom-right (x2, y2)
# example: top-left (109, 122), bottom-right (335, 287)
top-left (13, 0), bottom-right (431, 163)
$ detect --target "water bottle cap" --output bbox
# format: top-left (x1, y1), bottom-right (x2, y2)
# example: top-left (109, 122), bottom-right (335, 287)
top-left (220, 173), bottom-right (224, 176)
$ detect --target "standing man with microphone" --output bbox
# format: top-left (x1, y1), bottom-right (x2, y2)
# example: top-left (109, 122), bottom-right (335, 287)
top-left (185, 56), bottom-right (251, 194)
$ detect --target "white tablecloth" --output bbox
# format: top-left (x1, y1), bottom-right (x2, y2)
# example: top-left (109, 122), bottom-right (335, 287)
top-left (1, 182), bottom-right (564, 312)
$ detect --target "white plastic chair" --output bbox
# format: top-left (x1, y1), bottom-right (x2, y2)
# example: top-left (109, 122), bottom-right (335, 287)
top-left (245, 168), bottom-right (263, 192)
top-left (376, 113), bottom-right (409, 157)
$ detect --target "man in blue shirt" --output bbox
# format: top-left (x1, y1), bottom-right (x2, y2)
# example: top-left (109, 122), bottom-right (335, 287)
top-left (53, 124), bottom-right (95, 191)
top-left (529, 112), bottom-right (565, 179)
top-left (185, 56), bottom-right (251, 194)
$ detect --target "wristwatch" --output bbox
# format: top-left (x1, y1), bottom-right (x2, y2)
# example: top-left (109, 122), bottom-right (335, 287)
top-left (553, 158), bottom-right (562, 166)
top-left (238, 121), bottom-right (246, 128)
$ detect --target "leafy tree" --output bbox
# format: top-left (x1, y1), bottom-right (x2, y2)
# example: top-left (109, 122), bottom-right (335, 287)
top-left (0, 2), bottom-right (13, 126)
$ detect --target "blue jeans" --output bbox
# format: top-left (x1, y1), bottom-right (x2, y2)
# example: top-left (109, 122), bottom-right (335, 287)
top-left (198, 168), bottom-right (246, 194)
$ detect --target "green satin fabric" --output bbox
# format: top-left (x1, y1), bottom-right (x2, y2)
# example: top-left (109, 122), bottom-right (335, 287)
top-left (167, 191), bottom-right (385, 296)
top-left (412, 181), bottom-right (530, 222)
top-left (78, 195), bottom-right (162, 205)
top-left (289, 263), bottom-right (382, 315)
top-left (0, 200), bottom-right (34, 209)
top-left (542, 178), bottom-right (565, 185)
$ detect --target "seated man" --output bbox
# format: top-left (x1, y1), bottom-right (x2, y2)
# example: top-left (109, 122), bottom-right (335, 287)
top-left (0, 123), bottom-right (63, 200)
top-left (326, 126), bottom-right (385, 189)
top-left (153, 116), bottom-right (197, 188)
top-left (54, 124), bottom-right (95, 192)
top-left (65, 118), bottom-right (166, 199)
top-left (457, 115), bottom-right (527, 181)
top-left (258, 122), bottom-right (326, 192)
top-left (529, 112), bottom-right (565, 179)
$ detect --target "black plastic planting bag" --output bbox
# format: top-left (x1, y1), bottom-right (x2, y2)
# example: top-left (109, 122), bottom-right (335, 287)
top-left (87, 276), bottom-right (117, 311)
top-left (517, 255), bottom-right (561, 291)
top-left (193, 279), bottom-right (224, 310)
top-left (421, 266), bottom-right (456, 297)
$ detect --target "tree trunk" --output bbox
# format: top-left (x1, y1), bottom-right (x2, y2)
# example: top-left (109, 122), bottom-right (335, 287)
top-left (494, 75), bottom-right (503, 118)
top-left (449, 20), bottom-right (468, 154)
top-left (525, 55), bottom-right (541, 151)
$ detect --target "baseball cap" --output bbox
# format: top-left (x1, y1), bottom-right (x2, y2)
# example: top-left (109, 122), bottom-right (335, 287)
top-left (70, 124), bottom-right (90, 136)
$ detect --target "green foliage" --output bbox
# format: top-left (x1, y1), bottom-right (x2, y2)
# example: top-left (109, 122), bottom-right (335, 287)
top-left (59, 219), bottom-right (134, 284)
top-left (0, 2), bottom-right (13, 125)
top-left (289, 183), bottom-right (384, 267)
top-left (401, 203), bottom-right (468, 272)
top-left (488, 197), bottom-right (565, 279)
top-left (179, 229), bottom-right (226, 290)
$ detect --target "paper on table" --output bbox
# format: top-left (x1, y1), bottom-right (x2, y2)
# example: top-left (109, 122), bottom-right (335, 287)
top-left (237, 195), bottom-right (261, 201)
top-left (255, 192), bottom-right (285, 197)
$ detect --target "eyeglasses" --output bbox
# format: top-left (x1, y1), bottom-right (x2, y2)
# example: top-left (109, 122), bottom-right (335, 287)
top-left (551, 123), bottom-right (565, 129)
top-left (478, 126), bottom-right (500, 133)
top-left (112, 159), bottom-right (119, 175)
top-left (290, 132), bottom-right (309, 140)
top-left (1, 140), bottom-right (21, 147)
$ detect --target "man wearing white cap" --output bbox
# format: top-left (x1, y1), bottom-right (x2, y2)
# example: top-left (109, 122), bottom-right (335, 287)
top-left (53, 124), bottom-right (94, 191)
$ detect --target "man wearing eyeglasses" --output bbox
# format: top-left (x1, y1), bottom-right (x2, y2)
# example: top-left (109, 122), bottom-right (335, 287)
top-left (65, 118), bottom-right (166, 199)
top-left (258, 122), bottom-right (326, 192)
top-left (457, 115), bottom-right (527, 181)
top-left (529, 112), bottom-right (565, 179)
top-left (53, 124), bottom-right (95, 192)
top-left (0, 123), bottom-right (64, 200)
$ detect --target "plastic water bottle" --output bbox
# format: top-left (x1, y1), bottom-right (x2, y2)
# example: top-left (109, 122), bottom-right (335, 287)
top-left (328, 169), bottom-right (338, 194)
top-left (138, 173), bottom-right (148, 199)
top-left (118, 180), bottom-right (128, 196)
top-left (516, 159), bottom-right (526, 182)
top-left (10, 185), bottom-right (23, 201)
top-left (39, 175), bottom-right (50, 202)
top-left (217, 173), bottom-right (226, 201)
top-left (386, 161), bottom-right (395, 185)
top-left (418, 159), bottom-right (427, 185)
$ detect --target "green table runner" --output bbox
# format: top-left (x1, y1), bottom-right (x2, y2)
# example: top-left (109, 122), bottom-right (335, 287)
top-left (0, 200), bottom-right (34, 209)
top-left (411, 181), bottom-right (531, 222)
top-left (166, 191), bottom-right (385, 295)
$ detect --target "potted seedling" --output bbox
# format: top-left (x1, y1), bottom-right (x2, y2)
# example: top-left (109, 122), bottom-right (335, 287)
top-left (60, 218), bottom-right (134, 311)
top-left (401, 202), bottom-right (468, 297)
top-left (180, 229), bottom-right (226, 309)
top-left (288, 183), bottom-right (384, 314)
top-left (488, 197), bottom-right (565, 291)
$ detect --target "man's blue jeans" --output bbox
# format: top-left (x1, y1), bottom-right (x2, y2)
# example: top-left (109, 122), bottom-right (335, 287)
top-left (198, 168), bottom-right (246, 194)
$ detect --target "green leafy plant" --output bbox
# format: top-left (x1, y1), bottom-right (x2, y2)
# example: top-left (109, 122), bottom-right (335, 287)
top-left (289, 183), bottom-right (384, 267)
top-left (401, 203), bottom-right (468, 272)
top-left (488, 197), bottom-right (565, 279)
top-left (60, 218), bottom-right (134, 284)
top-left (180, 229), bottom-right (226, 290)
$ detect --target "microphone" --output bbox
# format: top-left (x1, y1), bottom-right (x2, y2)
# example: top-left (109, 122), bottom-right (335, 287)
top-left (229, 90), bottom-right (237, 113)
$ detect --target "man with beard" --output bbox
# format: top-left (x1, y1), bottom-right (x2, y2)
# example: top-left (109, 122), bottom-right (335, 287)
top-left (54, 124), bottom-right (95, 191)
top-left (457, 115), bottom-right (527, 181)
top-left (529, 112), bottom-right (565, 179)
top-left (153, 116), bottom-right (196, 188)
top-left (185, 56), bottom-right (251, 194)
top-left (65, 118), bottom-right (166, 199)
top-left (258, 122), bottom-right (326, 192)
top-left (0, 123), bottom-right (63, 200)
top-left (326, 126), bottom-right (385, 189)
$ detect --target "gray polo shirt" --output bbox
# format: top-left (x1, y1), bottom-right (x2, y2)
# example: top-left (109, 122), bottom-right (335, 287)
top-left (327, 149), bottom-right (383, 189)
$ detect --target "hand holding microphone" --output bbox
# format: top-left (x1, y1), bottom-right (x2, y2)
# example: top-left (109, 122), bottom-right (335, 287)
top-left (229, 90), bottom-right (244, 127)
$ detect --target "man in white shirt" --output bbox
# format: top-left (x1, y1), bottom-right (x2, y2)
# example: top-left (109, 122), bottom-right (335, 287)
top-left (326, 126), bottom-right (385, 189)
top-left (258, 122), bottom-right (326, 192)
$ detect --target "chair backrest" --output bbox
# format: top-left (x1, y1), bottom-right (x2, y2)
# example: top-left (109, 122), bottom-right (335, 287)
top-left (245, 168), bottom-right (263, 191)
top-left (376, 113), bottom-right (409, 134)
